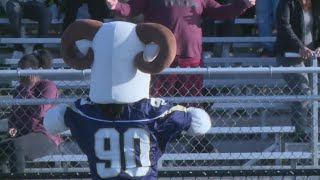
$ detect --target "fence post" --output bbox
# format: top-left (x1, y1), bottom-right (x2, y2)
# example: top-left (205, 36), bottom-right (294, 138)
top-left (311, 55), bottom-right (318, 166)
top-left (285, 52), bottom-right (319, 166)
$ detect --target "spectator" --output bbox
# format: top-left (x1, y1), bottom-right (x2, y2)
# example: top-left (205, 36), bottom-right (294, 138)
top-left (62, 0), bottom-right (111, 31)
top-left (276, 0), bottom-right (320, 141)
top-left (256, 0), bottom-right (279, 57)
top-left (106, 0), bottom-right (256, 153)
top-left (0, 0), bottom-right (52, 58)
top-left (112, 0), bottom-right (144, 24)
top-left (3, 49), bottom-right (62, 173)
top-left (238, 4), bottom-right (255, 36)
top-left (0, 137), bottom-right (14, 173)
top-left (202, 0), bottom-right (236, 57)
top-left (48, 0), bottom-right (64, 23)
top-left (106, 0), bottom-right (255, 98)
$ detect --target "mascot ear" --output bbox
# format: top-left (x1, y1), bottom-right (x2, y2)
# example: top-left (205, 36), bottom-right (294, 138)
top-left (61, 19), bottom-right (103, 69)
top-left (135, 23), bottom-right (176, 74)
top-left (143, 42), bottom-right (160, 62)
top-left (75, 39), bottom-right (92, 57)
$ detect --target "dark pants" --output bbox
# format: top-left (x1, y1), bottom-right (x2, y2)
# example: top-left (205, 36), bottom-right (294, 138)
top-left (0, 133), bottom-right (57, 173)
top-left (0, 139), bottom-right (15, 173)
top-left (13, 133), bottom-right (57, 173)
top-left (62, 0), bottom-right (108, 31)
top-left (5, 0), bottom-right (52, 37)
top-left (277, 57), bottom-right (311, 133)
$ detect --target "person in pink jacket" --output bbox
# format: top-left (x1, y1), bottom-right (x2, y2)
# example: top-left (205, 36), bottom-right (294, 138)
top-left (106, 0), bottom-right (255, 152)
top-left (106, 0), bottom-right (255, 97)
top-left (5, 50), bottom-right (62, 173)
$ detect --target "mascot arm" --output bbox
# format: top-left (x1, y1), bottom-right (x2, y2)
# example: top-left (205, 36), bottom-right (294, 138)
top-left (43, 104), bottom-right (69, 134)
top-left (185, 107), bottom-right (212, 136)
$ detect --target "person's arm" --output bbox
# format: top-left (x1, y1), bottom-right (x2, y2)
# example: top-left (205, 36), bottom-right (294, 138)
top-left (8, 85), bottom-right (32, 130)
top-left (7, 85), bottom-right (31, 137)
top-left (156, 103), bottom-right (211, 152)
top-left (276, 0), bottom-right (305, 53)
top-left (106, 0), bottom-right (147, 17)
top-left (315, 47), bottom-right (320, 57)
top-left (8, 110), bottom-right (17, 137)
top-left (315, 30), bottom-right (320, 56)
top-left (204, 0), bottom-right (255, 20)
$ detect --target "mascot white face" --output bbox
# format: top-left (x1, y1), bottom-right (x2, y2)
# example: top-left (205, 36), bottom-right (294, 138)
top-left (84, 22), bottom-right (149, 103)
top-left (61, 20), bottom-right (176, 104)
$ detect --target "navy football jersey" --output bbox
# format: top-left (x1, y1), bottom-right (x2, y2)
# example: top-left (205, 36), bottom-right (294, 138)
top-left (64, 97), bottom-right (192, 180)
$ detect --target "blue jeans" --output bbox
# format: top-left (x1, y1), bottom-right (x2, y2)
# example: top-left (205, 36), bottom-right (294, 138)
top-left (256, 0), bottom-right (279, 52)
top-left (277, 57), bottom-right (311, 133)
top-left (5, 0), bottom-right (52, 37)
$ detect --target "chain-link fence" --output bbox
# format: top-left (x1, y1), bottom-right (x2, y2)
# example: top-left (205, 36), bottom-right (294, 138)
top-left (0, 57), bottom-right (319, 179)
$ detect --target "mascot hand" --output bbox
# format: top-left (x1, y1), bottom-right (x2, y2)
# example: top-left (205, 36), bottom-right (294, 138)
top-left (186, 107), bottom-right (211, 136)
top-left (44, 104), bottom-right (69, 134)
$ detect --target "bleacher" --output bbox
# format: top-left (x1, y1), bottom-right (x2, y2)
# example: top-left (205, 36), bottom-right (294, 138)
top-left (0, 16), bottom-right (319, 177)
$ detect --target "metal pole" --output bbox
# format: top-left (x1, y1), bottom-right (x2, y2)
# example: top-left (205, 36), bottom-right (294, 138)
top-left (285, 52), bottom-right (319, 167)
top-left (0, 67), bottom-right (320, 78)
top-left (311, 55), bottom-right (319, 166)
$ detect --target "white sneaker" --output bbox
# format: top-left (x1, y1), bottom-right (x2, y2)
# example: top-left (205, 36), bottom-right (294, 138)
top-left (11, 50), bottom-right (24, 59)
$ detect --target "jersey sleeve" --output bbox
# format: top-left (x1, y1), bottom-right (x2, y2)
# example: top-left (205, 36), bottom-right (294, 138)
top-left (154, 104), bottom-right (192, 152)
top-left (64, 98), bottom-right (92, 129)
top-left (64, 99), bottom-right (90, 154)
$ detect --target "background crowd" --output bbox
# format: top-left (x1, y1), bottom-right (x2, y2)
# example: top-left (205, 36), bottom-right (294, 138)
top-left (0, 0), bottom-right (319, 174)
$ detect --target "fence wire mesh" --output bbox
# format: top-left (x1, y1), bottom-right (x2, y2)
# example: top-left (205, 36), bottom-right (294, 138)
top-left (0, 63), bottom-right (319, 178)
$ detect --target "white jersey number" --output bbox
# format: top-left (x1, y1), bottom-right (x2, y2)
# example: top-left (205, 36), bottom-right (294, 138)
top-left (94, 128), bottom-right (151, 178)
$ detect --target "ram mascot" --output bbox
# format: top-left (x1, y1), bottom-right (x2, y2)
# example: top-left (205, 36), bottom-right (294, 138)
top-left (43, 19), bottom-right (211, 180)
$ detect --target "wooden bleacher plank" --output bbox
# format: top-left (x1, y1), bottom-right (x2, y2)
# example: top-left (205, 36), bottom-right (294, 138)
top-left (0, 37), bottom-right (275, 44)
top-left (33, 154), bottom-right (87, 162)
top-left (32, 151), bottom-right (312, 164)
top-left (2, 58), bottom-right (64, 65)
top-left (202, 37), bottom-right (276, 43)
top-left (0, 38), bottom-right (60, 44)
top-left (207, 126), bottom-right (295, 134)
top-left (0, 18), bottom-right (63, 24)
top-left (24, 165), bottom-right (316, 174)
top-left (0, 18), bottom-right (112, 24)
top-left (160, 152), bottom-right (312, 160)
top-left (59, 126), bottom-right (295, 137)
top-left (211, 102), bottom-right (290, 110)
top-left (203, 78), bottom-right (286, 87)
top-left (1, 58), bottom-right (67, 68)
top-left (11, 80), bottom-right (89, 88)
top-left (24, 167), bottom-right (89, 173)
top-left (158, 165), bottom-right (317, 171)
top-left (0, 18), bottom-right (256, 25)
top-left (214, 18), bottom-right (257, 24)
top-left (203, 57), bottom-right (277, 67)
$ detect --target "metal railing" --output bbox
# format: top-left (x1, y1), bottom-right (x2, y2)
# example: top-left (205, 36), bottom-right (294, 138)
top-left (0, 53), bottom-right (319, 178)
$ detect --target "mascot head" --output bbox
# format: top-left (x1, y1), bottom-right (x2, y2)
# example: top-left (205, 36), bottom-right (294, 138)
top-left (61, 20), bottom-right (176, 104)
